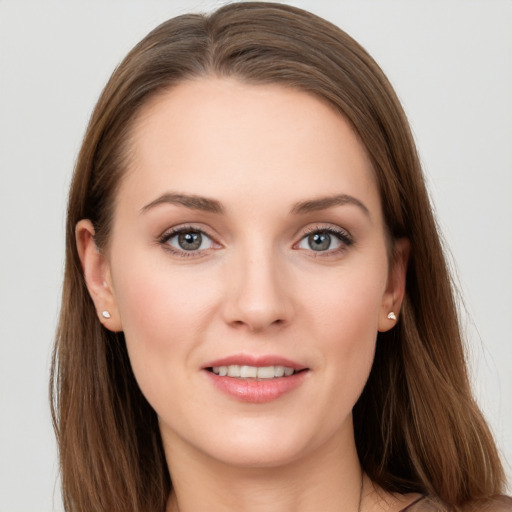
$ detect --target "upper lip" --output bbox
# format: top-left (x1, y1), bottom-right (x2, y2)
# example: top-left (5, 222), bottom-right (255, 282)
top-left (203, 353), bottom-right (308, 371)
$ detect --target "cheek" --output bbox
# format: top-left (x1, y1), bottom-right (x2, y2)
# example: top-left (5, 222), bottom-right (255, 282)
top-left (113, 245), bottom-right (217, 333)
top-left (109, 251), bottom-right (219, 398)
top-left (304, 259), bottom-right (387, 340)
top-left (300, 261), bottom-right (387, 398)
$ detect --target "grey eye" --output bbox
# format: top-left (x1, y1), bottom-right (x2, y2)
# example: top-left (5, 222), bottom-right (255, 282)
top-left (297, 230), bottom-right (344, 252)
top-left (178, 231), bottom-right (202, 250)
top-left (308, 232), bottom-right (331, 251)
top-left (166, 230), bottom-right (214, 252)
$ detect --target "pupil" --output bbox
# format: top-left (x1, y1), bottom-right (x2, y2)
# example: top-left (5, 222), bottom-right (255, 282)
top-left (178, 231), bottom-right (202, 250)
top-left (308, 232), bottom-right (331, 251)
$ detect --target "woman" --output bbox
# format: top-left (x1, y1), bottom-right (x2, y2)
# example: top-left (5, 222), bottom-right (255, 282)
top-left (50, 2), bottom-right (511, 511)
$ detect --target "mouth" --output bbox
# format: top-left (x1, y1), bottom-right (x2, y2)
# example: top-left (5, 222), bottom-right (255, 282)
top-left (207, 365), bottom-right (305, 380)
top-left (203, 355), bottom-right (309, 403)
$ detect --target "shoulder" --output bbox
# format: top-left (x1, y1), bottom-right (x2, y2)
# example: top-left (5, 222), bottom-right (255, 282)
top-left (400, 496), bottom-right (447, 511)
top-left (401, 495), bottom-right (512, 512)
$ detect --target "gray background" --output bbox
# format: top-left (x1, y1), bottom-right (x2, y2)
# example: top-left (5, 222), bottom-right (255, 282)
top-left (1, 1), bottom-right (511, 510)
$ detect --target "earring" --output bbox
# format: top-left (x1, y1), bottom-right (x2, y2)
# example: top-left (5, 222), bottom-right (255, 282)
top-left (101, 310), bottom-right (111, 319)
top-left (387, 311), bottom-right (397, 321)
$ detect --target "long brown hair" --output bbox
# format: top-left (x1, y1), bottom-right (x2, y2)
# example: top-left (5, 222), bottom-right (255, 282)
top-left (50, 3), bottom-right (507, 511)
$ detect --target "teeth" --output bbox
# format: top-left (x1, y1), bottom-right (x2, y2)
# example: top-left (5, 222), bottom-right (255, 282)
top-left (227, 365), bottom-right (240, 377)
top-left (256, 366), bottom-right (274, 379)
top-left (211, 365), bottom-right (296, 379)
top-left (240, 365), bottom-right (257, 378)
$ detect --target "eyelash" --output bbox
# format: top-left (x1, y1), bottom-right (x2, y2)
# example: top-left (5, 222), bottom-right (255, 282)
top-left (157, 224), bottom-right (354, 257)
top-left (297, 225), bottom-right (354, 256)
top-left (158, 225), bottom-right (218, 258)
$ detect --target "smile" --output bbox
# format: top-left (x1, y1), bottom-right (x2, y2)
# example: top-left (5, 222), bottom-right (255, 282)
top-left (210, 365), bottom-right (296, 379)
top-left (203, 356), bottom-right (309, 403)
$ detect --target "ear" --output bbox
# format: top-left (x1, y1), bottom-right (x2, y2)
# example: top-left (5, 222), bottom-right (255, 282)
top-left (75, 219), bottom-right (123, 332)
top-left (378, 237), bottom-right (410, 332)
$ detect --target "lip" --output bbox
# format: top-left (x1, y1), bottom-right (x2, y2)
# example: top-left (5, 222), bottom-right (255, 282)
top-left (203, 353), bottom-right (307, 371)
top-left (202, 353), bottom-right (309, 403)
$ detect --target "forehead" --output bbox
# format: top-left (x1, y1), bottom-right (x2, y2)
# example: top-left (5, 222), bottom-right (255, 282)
top-left (119, 77), bottom-right (380, 216)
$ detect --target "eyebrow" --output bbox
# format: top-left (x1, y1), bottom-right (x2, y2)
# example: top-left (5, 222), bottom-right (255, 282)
top-left (290, 194), bottom-right (370, 217)
top-left (140, 192), bottom-right (369, 217)
top-left (140, 193), bottom-right (224, 214)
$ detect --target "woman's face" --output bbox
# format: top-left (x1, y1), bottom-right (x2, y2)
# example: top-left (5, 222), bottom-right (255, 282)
top-left (81, 78), bottom-right (406, 469)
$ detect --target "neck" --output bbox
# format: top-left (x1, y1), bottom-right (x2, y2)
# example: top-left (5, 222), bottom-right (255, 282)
top-left (164, 424), bottom-right (363, 512)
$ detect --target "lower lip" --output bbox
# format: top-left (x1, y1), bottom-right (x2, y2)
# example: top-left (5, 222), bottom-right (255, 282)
top-left (204, 370), bottom-right (308, 403)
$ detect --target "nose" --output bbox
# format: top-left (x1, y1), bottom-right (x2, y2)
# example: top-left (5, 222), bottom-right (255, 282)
top-left (221, 246), bottom-right (293, 333)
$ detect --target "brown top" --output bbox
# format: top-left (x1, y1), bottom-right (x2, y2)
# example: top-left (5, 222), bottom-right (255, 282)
top-left (399, 496), bottom-right (444, 511)
top-left (400, 495), bottom-right (512, 512)
top-left (399, 496), bottom-right (430, 511)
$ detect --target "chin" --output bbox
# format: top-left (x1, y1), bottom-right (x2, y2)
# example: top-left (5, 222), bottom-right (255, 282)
top-left (207, 440), bottom-right (307, 469)
top-left (191, 418), bottom-right (339, 470)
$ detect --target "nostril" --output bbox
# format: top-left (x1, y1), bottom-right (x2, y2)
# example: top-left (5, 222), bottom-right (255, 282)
top-left (221, 279), bottom-right (293, 331)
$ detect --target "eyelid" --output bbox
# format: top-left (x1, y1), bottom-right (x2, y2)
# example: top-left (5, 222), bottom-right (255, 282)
top-left (294, 224), bottom-right (354, 253)
top-left (301, 224), bottom-right (352, 239)
top-left (158, 224), bottom-right (222, 256)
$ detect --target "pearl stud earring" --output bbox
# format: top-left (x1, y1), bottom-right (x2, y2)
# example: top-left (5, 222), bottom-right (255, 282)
top-left (101, 310), bottom-right (111, 319)
top-left (387, 311), bottom-right (397, 321)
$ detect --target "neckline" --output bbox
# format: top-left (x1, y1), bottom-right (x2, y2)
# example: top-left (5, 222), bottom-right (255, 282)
top-left (399, 495), bottom-right (426, 511)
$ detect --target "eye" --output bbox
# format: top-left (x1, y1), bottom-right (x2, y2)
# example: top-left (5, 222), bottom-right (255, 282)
top-left (161, 228), bottom-right (215, 253)
top-left (296, 227), bottom-right (352, 253)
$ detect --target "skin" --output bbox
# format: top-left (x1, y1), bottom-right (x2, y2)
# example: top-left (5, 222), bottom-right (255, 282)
top-left (77, 78), bottom-right (412, 512)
